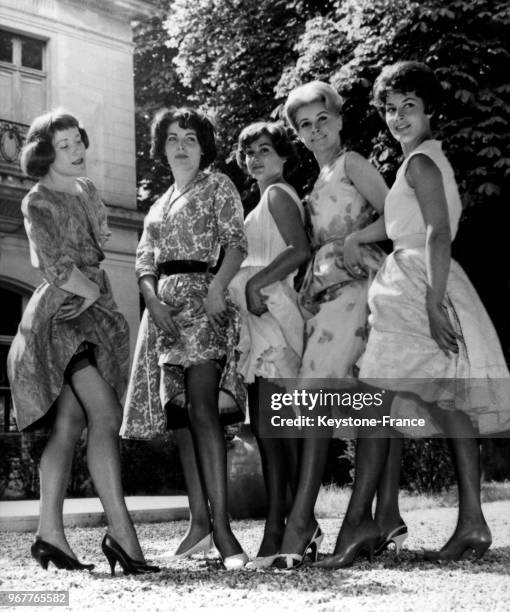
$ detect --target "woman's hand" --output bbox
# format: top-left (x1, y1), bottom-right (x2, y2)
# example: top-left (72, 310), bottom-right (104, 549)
top-left (246, 278), bottom-right (268, 317)
top-left (147, 297), bottom-right (180, 339)
top-left (427, 300), bottom-right (459, 356)
top-left (343, 232), bottom-right (366, 278)
top-left (204, 281), bottom-right (229, 335)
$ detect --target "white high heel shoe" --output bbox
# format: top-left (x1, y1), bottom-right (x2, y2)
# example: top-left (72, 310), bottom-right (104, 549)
top-left (374, 524), bottom-right (408, 557)
top-left (273, 525), bottom-right (324, 570)
top-left (245, 554), bottom-right (278, 570)
top-left (222, 551), bottom-right (249, 570)
top-left (173, 533), bottom-right (214, 558)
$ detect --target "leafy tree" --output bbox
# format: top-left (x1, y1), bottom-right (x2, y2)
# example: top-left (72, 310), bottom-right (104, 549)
top-left (133, 0), bottom-right (190, 210)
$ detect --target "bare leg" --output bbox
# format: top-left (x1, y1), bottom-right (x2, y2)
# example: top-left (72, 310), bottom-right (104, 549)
top-left (69, 365), bottom-right (144, 561)
top-left (37, 384), bottom-right (86, 558)
top-left (185, 361), bottom-right (243, 559)
top-left (249, 380), bottom-right (291, 556)
top-left (173, 425), bottom-right (212, 554)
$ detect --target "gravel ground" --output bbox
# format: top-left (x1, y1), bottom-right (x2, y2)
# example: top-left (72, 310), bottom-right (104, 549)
top-left (1, 501), bottom-right (509, 612)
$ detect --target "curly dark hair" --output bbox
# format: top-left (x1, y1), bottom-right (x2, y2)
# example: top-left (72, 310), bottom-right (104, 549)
top-left (372, 61), bottom-right (443, 116)
top-left (235, 121), bottom-right (296, 171)
top-left (20, 109), bottom-right (89, 178)
top-left (150, 107), bottom-right (217, 169)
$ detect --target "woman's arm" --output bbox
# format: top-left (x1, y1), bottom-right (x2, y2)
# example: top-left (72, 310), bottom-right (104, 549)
top-left (246, 187), bottom-right (310, 316)
top-left (407, 153), bottom-right (458, 355)
top-left (206, 174), bottom-right (248, 334)
top-left (343, 152), bottom-right (389, 276)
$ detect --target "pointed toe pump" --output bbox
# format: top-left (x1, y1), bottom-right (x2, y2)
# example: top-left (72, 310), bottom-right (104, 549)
top-left (31, 538), bottom-right (95, 571)
top-left (423, 528), bottom-right (492, 563)
top-left (101, 534), bottom-right (160, 576)
top-left (173, 533), bottom-right (214, 558)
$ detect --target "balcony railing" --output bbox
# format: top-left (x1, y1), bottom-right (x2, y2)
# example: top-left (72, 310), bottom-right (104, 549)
top-left (0, 119), bottom-right (28, 173)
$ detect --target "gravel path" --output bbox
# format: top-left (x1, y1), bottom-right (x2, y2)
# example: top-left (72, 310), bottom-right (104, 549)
top-left (1, 501), bottom-right (509, 612)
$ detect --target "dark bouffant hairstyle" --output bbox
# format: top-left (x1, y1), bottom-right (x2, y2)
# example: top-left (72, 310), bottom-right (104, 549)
top-left (235, 121), bottom-right (296, 171)
top-left (20, 109), bottom-right (89, 178)
top-left (150, 107), bottom-right (217, 169)
top-left (372, 61), bottom-right (443, 116)
top-left (284, 80), bottom-right (343, 133)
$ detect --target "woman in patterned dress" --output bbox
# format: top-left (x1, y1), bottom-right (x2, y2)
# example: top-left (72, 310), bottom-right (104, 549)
top-left (317, 62), bottom-right (510, 568)
top-left (121, 107), bottom-right (248, 569)
top-left (273, 81), bottom-right (404, 570)
top-left (229, 121), bottom-right (310, 569)
top-left (8, 110), bottom-right (158, 574)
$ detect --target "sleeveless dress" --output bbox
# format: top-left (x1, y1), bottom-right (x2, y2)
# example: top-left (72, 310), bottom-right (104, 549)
top-left (359, 140), bottom-right (510, 435)
top-left (228, 183), bottom-right (304, 383)
top-left (297, 152), bottom-right (385, 384)
top-left (7, 178), bottom-right (130, 430)
top-left (120, 171), bottom-right (248, 439)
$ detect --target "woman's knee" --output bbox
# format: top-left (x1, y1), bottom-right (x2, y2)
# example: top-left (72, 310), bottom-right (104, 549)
top-left (88, 406), bottom-right (122, 435)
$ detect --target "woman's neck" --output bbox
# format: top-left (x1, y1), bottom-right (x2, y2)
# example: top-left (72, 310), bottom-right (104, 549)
top-left (316, 144), bottom-right (343, 169)
top-left (257, 173), bottom-right (285, 195)
top-left (173, 169), bottom-right (199, 192)
top-left (402, 132), bottom-right (433, 158)
top-left (40, 170), bottom-right (80, 194)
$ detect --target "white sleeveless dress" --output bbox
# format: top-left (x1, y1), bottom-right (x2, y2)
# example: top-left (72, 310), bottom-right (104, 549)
top-left (229, 183), bottom-right (305, 383)
top-left (359, 140), bottom-right (510, 435)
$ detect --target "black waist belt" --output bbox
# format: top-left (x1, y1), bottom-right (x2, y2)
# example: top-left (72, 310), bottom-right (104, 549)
top-left (157, 260), bottom-right (209, 276)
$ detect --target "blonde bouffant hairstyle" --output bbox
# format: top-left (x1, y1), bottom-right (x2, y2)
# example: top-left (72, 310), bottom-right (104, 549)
top-left (283, 81), bottom-right (344, 132)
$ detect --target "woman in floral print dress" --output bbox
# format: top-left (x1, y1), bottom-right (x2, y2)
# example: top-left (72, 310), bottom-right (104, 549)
top-left (121, 107), bottom-right (248, 569)
top-left (8, 109), bottom-right (157, 574)
top-left (272, 81), bottom-right (401, 570)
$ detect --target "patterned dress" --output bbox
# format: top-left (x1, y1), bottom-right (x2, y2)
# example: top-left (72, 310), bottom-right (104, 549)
top-left (298, 152), bottom-right (385, 385)
top-left (120, 171), bottom-right (248, 439)
top-left (359, 140), bottom-right (510, 435)
top-left (228, 183), bottom-right (305, 383)
top-left (7, 179), bottom-right (130, 430)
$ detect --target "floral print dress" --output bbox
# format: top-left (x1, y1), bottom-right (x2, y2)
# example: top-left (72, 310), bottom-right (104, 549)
top-left (120, 171), bottom-right (248, 439)
top-left (298, 152), bottom-right (385, 385)
top-left (7, 179), bottom-right (130, 430)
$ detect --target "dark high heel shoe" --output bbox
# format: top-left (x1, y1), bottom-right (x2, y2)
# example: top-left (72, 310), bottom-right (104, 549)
top-left (424, 527), bottom-right (492, 562)
top-left (31, 538), bottom-right (95, 571)
top-left (375, 523), bottom-right (408, 557)
top-left (314, 520), bottom-right (380, 569)
top-left (272, 525), bottom-right (324, 570)
top-left (101, 534), bottom-right (160, 576)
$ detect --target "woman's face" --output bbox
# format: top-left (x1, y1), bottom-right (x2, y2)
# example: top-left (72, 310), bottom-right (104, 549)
top-left (244, 134), bottom-right (285, 184)
top-left (384, 90), bottom-right (431, 150)
top-left (50, 127), bottom-right (86, 177)
top-left (165, 121), bottom-right (203, 174)
top-left (295, 101), bottom-right (342, 156)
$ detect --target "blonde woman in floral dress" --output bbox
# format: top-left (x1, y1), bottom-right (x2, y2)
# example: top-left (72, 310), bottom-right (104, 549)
top-left (273, 81), bottom-right (404, 570)
top-left (121, 107), bottom-right (248, 569)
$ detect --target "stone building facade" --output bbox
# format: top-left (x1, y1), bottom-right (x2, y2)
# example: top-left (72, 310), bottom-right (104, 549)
top-left (0, 0), bottom-right (151, 441)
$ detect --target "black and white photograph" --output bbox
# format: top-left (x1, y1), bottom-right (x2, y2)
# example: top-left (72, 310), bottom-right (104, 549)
top-left (0, 1), bottom-right (509, 610)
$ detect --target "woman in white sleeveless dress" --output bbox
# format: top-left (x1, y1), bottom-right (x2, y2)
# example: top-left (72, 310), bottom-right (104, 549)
top-left (317, 62), bottom-right (510, 568)
top-left (229, 122), bottom-right (310, 569)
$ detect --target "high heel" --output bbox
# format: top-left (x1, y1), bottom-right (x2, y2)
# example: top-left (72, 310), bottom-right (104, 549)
top-left (31, 538), bottom-right (94, 571)
top-left (424, 527), bottom-right (492, 562)
top-left (222, 551), bottom-right (249, 570)
top-left (173, 533), bottom-right (214, 558)
top-left (314, 521), bottom-right (380, 569)
top-left (273, 525), bottom-right (324, 570)
top-left (245, 554), bottom-right (278, 570)
top-left (375, 524), bottom-right (408, 557)
top-left (101, 534), bottom-right (160, 576)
